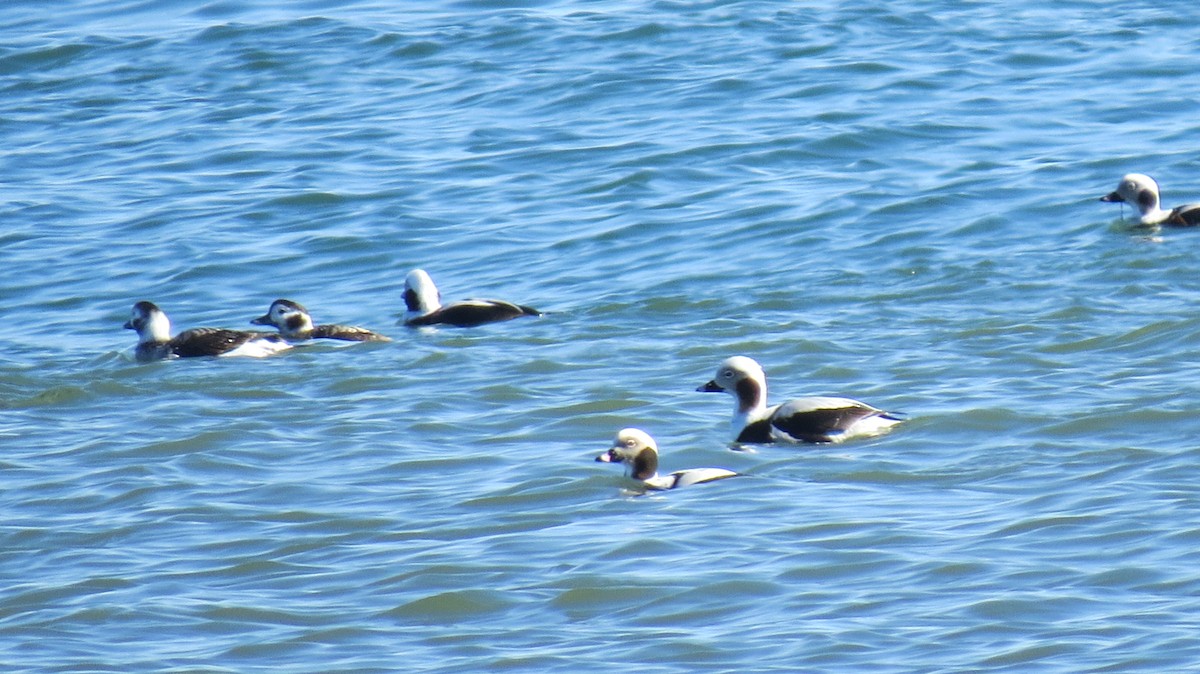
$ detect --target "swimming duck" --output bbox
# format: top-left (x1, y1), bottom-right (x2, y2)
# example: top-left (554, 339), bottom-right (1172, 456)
top-left (402, 269), bottom-right (540, 327)
top-left (596, 428), bottom-right (738, 490)
top-left (1100, 173), bottom-right (1200, 226)
top-left (124, 301), bottom-right (292, 362)
top-left (696, 356), bottom-right (903, 444)
top-left (251, 299), bottom-right (390, 342)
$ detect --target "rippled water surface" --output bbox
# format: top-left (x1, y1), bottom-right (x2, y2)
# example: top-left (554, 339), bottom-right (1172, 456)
top-left (4, 1), bottom-right (1200, 671)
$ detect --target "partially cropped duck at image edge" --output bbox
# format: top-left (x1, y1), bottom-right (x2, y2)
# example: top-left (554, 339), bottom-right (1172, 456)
top-left (1100, 173), bottom-right (1200, 227)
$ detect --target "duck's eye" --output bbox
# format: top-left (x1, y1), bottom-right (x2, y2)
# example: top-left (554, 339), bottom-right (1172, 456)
top-left (722, 369), bottom-right (733, 378)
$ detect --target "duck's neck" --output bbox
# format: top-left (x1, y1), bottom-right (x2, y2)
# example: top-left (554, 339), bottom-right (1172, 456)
top-left (142, 314), bottom-right (171, 344)
top-left (404, 286), bottom-right (440, 315)
top-left (1139, 205), bottom-right (1170, 225)
top-left (1135, 189), bottom-right (1167, 224)
top-left (736, 378), bottom-right (766, 413)
top-left (732, 377), bottom-right (768, 429)
top-left (630, 447), bottom-right (659, 481)
top-left (284, 313), bottom-right (314, 337)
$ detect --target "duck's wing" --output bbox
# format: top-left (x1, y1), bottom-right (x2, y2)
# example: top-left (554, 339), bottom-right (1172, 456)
top-left (769, 397), bottom-right (897, 443)
top-left (407, 300), bottom-right (539, 328)
top-left (1167, 204), bottom-right (1200, 226)
top-left (667, 468), bottom-right (739, 488)
top-left (311, 324), bottom-right (391, 342)
top-left (170, 328), bottom-right (286, 358)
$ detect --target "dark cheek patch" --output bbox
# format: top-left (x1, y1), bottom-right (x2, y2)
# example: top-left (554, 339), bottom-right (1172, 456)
top-left (736, 378), bottom-right (762, 407)
top-left (403, 288), bottom-right (420, 312)
top-left (1138, 189), bottom-right (1156, 209)
top-left (286, 315), bottom-right (304, 331)
top-left (632, 447), bottom-right (658, 480)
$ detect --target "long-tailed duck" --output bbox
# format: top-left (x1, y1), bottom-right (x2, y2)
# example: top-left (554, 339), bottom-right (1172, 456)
top-left (1100, 173), bottom-right (1200, 226)
top-left (124, 301), bottom-right (292, 362)
top-left (596, 428), bottom-right (738, 491)
top-left (251, 299), bottom-right (391, 342)
top-left (402, 269), bottom-right (540, 327)
top-left (696, 356), bottom-right (903, 444)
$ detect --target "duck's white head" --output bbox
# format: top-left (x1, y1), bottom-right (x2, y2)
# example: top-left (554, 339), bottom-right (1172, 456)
top-left (696, 355), bottom-right (768, 414)
top-left (1101, 173), bottom-right (1165, 224)
top-left (596, 428), bottom-right (660, 481)
top-left (123, 301), bottom-right (171, 344)
top-left (403, 269), bottom-right (442, 316)
top-left (251, 299), bottom-right (313, 336)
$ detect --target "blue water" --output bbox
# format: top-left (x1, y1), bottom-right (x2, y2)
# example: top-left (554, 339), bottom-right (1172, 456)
top-left (4, 1), bottom-right (1200, 671)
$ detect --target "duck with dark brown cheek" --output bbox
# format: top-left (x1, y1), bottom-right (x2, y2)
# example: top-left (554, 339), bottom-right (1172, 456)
top-left (252, 299), bottom-right (390, 342)
top-left (596, 428), bottom-right (737, 491)
top-left (1100, 173), bottom-right (1200, 227)
top-left (697, 356), bottom-right (903, 444)
top-left (402, 269), bottom-right (540, 328)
